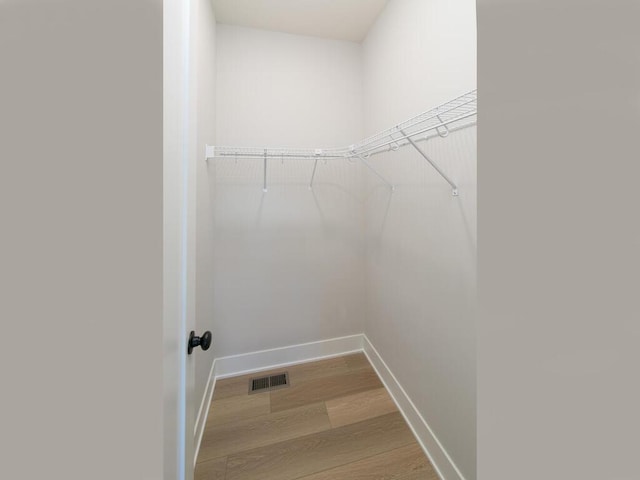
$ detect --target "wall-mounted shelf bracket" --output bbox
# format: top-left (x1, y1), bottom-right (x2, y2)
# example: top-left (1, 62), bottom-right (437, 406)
top-left (401, 130), bottom-right (459, 196)
top-left (205, 144), bottom-right (215, 159)
top-left (263, 150), bottom-right (268, 192)
top-left (308, 149), bottom-right (322, 189)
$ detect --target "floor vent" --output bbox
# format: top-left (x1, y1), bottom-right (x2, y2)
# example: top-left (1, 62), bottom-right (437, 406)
top-left (249, 372), bottom-right (289, 394)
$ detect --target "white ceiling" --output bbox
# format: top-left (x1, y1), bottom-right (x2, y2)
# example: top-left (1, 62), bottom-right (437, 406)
top-left (212, 0), bottom-right (389, 43)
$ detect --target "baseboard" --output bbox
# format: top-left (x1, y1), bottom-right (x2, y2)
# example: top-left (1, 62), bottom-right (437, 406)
top-left (363, 335), bottom-right (467, 480)
top-left (212, 334), bottom-right (365, 379)
top-left (193, 357), bottom-right (216, 467)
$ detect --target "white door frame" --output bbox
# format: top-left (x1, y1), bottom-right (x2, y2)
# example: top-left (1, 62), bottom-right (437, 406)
top-left (163, 0), bottom-right (198, 478)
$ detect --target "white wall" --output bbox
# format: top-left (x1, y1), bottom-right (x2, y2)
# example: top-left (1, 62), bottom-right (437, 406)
top-left (194, 0), bottom-right (217, 432)
top-left (210, 6), bottom-right (476, 478)
top-left (213, 25), bottom-right (365, 357)
top-left (362, 1), bottom-right (477, 479)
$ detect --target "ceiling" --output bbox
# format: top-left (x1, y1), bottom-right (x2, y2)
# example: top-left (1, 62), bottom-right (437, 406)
top-left (212, 0), bottom-right (389, 43)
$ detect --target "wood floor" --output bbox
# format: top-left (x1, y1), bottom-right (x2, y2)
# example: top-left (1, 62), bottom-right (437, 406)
top-left (196, 353), bottom-right (439, 480)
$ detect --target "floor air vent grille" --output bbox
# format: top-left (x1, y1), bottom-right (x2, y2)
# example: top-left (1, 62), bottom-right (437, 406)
top-left (249, 372), bottom-right (289, 394)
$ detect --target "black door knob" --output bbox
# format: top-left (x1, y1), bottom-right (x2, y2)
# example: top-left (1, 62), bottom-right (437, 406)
top-left (188, 331), bottom-right (212, 355)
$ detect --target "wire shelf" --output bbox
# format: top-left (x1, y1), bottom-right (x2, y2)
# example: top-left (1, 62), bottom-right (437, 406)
top-left (208, 90), bottom-right (476, 161)
top-left (352, 90), bottom-right (477, 158)
top-left (206, 89), bottom-right (477, 194)
top-left (210, 145), bottom-right (347, 160)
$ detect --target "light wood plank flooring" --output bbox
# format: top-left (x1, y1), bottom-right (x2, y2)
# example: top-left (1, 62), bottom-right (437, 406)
top-left (196, 353), bottom-right (438, 480)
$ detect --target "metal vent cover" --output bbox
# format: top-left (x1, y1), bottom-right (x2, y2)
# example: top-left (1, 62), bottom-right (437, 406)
top-left (248, 372), bottom-right (289, 394)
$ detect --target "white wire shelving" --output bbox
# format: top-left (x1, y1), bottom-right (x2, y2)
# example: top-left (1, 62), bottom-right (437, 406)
top-left (205, 89), bottom-right (477, 195)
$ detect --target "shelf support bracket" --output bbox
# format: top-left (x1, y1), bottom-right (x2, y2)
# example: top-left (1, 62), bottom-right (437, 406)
top-left (263, 150), bottom-right (268, 192)
top-left (309, 149), bottom-right (323, 190)
top-left (309, 158), bottom-right (319, 189)
top-left (401, 130), bottom-right (459, 196)
top-left (355, 154), bottom-right (394, 192)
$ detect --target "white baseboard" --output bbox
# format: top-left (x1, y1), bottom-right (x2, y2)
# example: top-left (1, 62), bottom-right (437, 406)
top-left (193, 357), bottom-right (216, 467)
top-left (212, 334), bottom-right (365, 379)
top-left (363, 335), bottom-right (467, 480)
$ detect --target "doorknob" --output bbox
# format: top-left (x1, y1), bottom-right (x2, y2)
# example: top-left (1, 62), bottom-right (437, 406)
top-left (188, 331), bottom-right (212, 355)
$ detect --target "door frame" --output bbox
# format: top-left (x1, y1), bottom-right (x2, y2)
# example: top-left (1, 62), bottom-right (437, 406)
top-left (163, 0), bottom-right (198, 478)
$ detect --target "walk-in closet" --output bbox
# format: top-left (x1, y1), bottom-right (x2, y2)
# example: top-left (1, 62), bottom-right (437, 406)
top-left (189, 1), bottom-right (477, 479)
